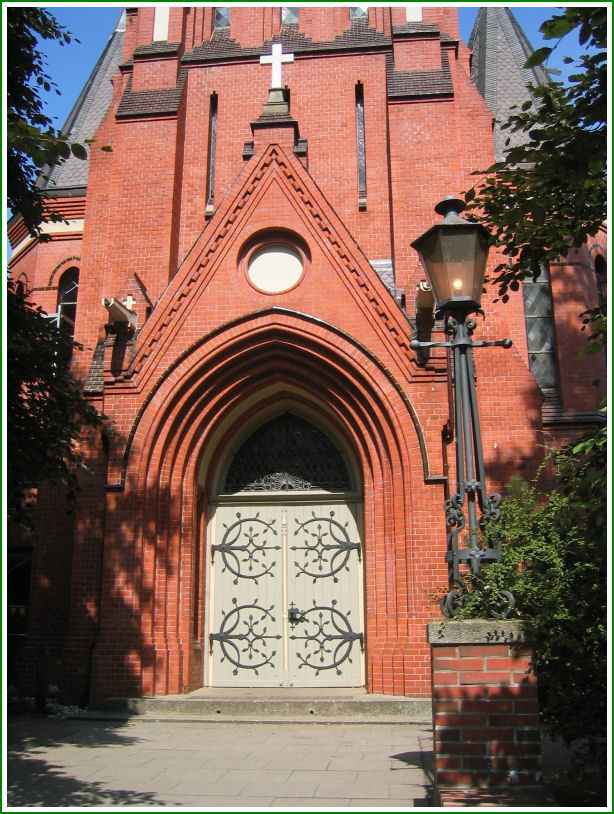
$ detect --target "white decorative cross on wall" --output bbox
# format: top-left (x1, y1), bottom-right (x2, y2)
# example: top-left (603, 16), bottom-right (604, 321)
top-left (260, 43), bottom-right (294, 88)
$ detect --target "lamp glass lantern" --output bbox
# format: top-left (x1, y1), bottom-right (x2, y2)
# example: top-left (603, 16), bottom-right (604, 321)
top-left (411, 197), bottom-right (490, 315)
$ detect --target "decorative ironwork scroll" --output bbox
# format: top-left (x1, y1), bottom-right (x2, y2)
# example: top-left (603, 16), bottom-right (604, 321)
top-left (223, 413), bottom-right (351, 493)
top-left (209, 598), bottom-right (281, 675)
top-left (291, 511), bottom-right (361, 582)
top-left (212, 512), bottom-right (280, 584)
top-left (289, 600), bottom-right (363, 675)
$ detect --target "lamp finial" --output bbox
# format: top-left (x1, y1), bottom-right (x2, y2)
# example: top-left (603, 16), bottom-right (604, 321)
top-left (434, 196), bottom-right (466, 221)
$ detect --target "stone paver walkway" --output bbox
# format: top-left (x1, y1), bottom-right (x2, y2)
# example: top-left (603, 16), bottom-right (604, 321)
top-left (6, 715), bottom-right (434, 808)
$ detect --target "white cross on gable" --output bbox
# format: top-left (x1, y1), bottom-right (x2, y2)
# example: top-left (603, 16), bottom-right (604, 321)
top-left (260, 43), bottom-right (294, 89)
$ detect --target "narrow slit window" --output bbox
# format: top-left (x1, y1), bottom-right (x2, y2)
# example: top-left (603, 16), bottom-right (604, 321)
top-left (56, 267), bottom-right (79, 364)
top-left (522, 264), bottom-right (559, 397)
top-left (594, 254), bottom-right (606, 312)
top-left (57, 268), bottom-right (79, 337)
top-left (205, 93), bottom-right (218, 216)
top-left (355, 83), bottom-right (367, 209)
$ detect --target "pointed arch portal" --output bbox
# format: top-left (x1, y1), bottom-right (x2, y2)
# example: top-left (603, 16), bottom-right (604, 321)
top-left (107, 309), bottom-right (435, 698)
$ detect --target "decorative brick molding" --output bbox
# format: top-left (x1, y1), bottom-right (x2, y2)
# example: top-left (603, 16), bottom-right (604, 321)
top-left (427, 621), bottom-right (547, 806)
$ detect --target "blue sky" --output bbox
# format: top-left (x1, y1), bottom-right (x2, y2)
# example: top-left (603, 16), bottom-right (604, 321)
top-left (35, 3), bottom-right (596, 133)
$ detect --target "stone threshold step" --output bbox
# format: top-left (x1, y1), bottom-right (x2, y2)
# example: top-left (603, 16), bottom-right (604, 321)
top-left (98, 695), bottom-right (432, 721)
top-left (80, 711), bottom-right (430, 724)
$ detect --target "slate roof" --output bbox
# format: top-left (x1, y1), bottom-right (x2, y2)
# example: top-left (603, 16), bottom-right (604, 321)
top-left (468, 7), bottom-right (551, 161)
top-left (386, 51), bottom-right (453, 99)
top-left (116, 70), bottom-right (188, 119)
top-left (84, 339), bottom-right (105, 394)
top-left (40, 10), bottom-right (125, 193)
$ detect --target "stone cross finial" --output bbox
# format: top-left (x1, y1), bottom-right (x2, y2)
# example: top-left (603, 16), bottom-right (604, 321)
top-left (260, 43), bottom-right (294, 88)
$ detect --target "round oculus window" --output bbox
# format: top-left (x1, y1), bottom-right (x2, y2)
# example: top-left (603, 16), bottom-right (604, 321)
top-left (247, 243), bottom-right (304, 293)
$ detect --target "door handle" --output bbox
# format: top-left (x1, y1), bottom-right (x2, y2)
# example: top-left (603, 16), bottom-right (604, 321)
top-left (288, 603), bottom-right (305, 625)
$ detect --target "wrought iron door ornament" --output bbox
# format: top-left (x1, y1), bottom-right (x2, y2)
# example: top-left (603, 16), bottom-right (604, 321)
top-left (209, 598), bottom-right (281, 675)
top-left (212, 512), bottom-right (280, 584)
top-left (292, 511), bottom-right (361, 582)
top-left (289, 600), bottom-right (363, 675)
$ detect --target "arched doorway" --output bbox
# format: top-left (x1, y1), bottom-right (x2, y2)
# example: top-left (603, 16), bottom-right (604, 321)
top-left (207, 411), bottom-right (365, 687)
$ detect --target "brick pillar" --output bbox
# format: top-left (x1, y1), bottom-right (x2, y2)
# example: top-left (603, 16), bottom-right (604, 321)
top-left (428, 620), bottom-right (549, 806)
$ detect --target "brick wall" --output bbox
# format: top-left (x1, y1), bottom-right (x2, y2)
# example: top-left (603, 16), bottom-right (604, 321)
top-left (428, 621), bottom-right (544, 805)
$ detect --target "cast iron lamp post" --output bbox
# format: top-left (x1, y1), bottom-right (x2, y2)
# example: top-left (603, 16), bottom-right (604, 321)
top-left (410, 196), bottom-right (515, 618)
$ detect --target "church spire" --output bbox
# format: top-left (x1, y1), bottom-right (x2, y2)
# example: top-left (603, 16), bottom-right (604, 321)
top-left (468, 7), bottom-right (551, 161)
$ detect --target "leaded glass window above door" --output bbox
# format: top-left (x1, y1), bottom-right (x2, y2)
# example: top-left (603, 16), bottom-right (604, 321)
top-left (222, 413), bottom-right (353, 494)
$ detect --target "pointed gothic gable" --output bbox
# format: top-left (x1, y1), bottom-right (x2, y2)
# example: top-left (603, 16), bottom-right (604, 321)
top-left (126, 142), bottom-right (417, 391)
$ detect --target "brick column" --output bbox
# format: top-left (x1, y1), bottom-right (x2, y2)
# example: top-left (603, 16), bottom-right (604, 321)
top-left (428, 620), bottom-right (548, 806)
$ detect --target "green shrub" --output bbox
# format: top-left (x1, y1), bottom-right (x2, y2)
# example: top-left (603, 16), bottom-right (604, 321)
top-left (450, 448), bottom-right (606, 778)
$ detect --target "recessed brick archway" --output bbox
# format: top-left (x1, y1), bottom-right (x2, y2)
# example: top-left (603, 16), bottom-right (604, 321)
top-left (91, 310), bottom-right (443, 701)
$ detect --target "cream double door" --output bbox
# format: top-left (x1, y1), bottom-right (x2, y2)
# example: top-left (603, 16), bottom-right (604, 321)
top-left (208, 501), bottom-right (364, 687)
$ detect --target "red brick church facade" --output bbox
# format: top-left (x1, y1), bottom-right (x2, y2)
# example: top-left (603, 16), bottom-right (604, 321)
top-left (8, 6), bottom-right (605, 706)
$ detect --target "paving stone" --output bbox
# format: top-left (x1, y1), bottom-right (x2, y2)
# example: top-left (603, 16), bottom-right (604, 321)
top-left (327, 755), bottom-right (393, 771)
top-left (161, 795), bottom-right (276, 806)
top-left (349, 797), bottom-right (425, 807)
top-left (7, 715), bottom-right (434, 808)
top-left (273, 797), bottom-right (352, 807)
top-left (264, 750), bottom-right (332, 770)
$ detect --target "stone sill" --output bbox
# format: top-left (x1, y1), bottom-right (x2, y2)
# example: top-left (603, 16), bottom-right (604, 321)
top-left (427, 620), bottom-right (534, 646)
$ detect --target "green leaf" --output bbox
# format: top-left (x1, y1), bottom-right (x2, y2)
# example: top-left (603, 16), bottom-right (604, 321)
top-left (54, 140), bottom-right (70, 159)
top-left (70, 142), bottom-right (87, 160)
top-left (540, 15), bottom-right (576, 39)
top-left (524, 46), bottom-right (552, 68)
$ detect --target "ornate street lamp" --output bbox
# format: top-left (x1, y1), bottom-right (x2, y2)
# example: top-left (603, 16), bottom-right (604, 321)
top-left (410, 197), bottom-right (515, 618)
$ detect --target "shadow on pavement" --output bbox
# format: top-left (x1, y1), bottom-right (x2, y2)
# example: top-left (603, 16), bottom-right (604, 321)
top-left (7, 713), bottom-right (139, 750)
top-left (7, 755), bottom-right (163, 807)
top-left (7, 714), bottom-right (163, 807)
top-left (391, 744), bottom-right (435, 808)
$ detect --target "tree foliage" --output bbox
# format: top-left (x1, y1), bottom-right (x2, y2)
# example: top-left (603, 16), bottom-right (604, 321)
top-left (465, 7), bottom-right (607, 300)
top-left (7, 6), bottom-right (87, 239)
top-left (450, 455), bottom-right (607, 798)
top-left (7, 282), bottom-right (105, 521)
top-left (455, 11), bottom-right (607, 797)
top-left (7, 10), bottom-right (105, 520)
top-left (463, 4), bottom-right (607, 516)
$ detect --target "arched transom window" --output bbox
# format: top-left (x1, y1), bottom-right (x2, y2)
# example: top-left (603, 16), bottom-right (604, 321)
top-left (222, 413), bottom-right (353, 493)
